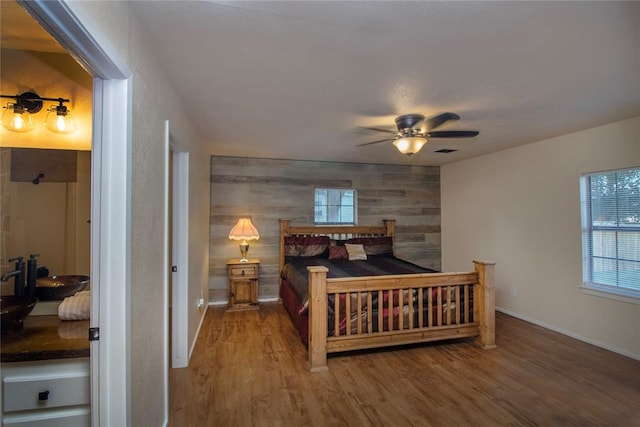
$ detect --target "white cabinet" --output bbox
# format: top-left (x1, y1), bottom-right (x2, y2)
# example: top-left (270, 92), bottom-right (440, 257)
top-left (1, 358), bottom-right (90, 427)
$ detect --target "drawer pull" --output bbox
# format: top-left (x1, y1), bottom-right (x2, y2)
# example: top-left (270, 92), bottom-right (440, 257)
top-left (38, 390), bottom-right (50, 401)
top-left (241, 270), bottom-right (245, 276)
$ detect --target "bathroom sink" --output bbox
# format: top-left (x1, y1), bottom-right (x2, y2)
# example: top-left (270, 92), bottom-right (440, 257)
top-left (36, 275), bottom-right (90, 301)
top-left (1, 296), bottom-right (38, 332)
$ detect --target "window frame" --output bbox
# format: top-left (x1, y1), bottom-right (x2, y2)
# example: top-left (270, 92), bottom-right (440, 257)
top-left (580, 167), bottom-right (640, 302)
top-left (313, 188), bottom-right (357, 226)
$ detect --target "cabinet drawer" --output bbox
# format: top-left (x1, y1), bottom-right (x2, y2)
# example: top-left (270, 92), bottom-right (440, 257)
top-left (228, 265), bottom-right (257, 278)
top-left (3, 372), bottom-right (90, 412)
top-left (2, 406), bottom-right (90, 427)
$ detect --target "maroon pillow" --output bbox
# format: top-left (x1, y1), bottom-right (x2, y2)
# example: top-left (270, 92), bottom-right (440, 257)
top-left (347, 237), bottom-right (393, 256)
top-left (328, 245), bottom-right (348, 260)
top-left (284, 235), bottom-right (330, 257)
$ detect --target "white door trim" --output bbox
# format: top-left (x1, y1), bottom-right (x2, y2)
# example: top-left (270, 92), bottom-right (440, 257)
top-left (91, 75), bottom-right (132, 427)
top-left (171, 144), bottom-right (190, 369)
top-left (163, 121), bottom-right (170, 423)
top-left (18, 1), bottom-right (133, 425)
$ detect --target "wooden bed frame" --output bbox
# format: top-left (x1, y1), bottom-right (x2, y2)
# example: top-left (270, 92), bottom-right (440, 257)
top-left (279, 219), bottom-right (496, 371)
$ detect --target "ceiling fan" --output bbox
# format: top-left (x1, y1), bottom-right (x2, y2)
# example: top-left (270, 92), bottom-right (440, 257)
top-left (358, 112), bottom-right (479, 155)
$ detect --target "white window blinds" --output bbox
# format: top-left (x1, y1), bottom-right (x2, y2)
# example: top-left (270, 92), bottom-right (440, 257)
top-left (582, 167), bottom-right (640, 297)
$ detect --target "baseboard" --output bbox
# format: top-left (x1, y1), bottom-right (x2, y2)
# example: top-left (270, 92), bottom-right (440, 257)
top-left (496, 306), bottom-right (640, 361)
top-left (208, 297), bottom-right (279, 306)
top-left (188, 304), bottom-right (208, 361)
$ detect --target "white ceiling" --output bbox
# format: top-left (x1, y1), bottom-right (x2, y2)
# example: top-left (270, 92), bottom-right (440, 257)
top-left (5, 1), bottom-right (640, 166)
top-left (128, 1), bottom-right (640, 166)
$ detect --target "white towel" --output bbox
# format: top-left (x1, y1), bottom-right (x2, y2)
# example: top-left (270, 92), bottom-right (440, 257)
top-left (58, 290), bottom-right (91, 320)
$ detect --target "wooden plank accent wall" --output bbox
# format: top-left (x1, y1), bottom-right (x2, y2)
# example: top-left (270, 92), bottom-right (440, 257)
top-left (209, 156), bottom-right (441, 302)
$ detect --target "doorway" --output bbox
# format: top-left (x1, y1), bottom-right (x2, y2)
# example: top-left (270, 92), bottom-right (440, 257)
top-left (168, 121), bottom-right (190, 370)
top-left (18, 2), bottom-right (133, 425)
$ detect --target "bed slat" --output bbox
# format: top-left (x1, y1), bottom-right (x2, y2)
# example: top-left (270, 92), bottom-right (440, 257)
top-left (367, 292), bottom-right (373, 334)
top-left (356, 292), bottom-right (362, 335)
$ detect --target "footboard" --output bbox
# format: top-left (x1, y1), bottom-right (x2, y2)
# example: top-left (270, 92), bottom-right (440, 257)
top-left (307, 260), bottom-right (496, 371)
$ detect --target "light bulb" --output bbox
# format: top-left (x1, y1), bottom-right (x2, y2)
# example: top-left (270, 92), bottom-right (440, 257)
top-left (2, 105), bottom-right (34, 132)
top-left (45, 105), bottom-right (77, 134)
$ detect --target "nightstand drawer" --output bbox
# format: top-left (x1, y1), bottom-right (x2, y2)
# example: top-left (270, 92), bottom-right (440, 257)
top-left (228, 265), bottom-right (257, 278)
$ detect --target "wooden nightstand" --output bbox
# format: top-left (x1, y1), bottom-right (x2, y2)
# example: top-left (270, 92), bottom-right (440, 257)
top-left (226, 259), bottom-right (259, 310)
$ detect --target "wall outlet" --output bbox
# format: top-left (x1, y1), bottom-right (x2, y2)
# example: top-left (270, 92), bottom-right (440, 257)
top-left (509, 287), bottom-right (517, 297)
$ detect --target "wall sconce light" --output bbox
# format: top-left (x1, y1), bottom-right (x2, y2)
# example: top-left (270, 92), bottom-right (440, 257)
top-left (1, 92), bottom-right (77, 134)
top-left (228, 218), bottom-right (260, 262)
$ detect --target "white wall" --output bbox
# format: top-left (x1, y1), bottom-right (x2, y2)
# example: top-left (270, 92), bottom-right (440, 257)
top-left (64, 2), bottom-right (211, 425)
top-left (441, 116), bottom-right (640, 359)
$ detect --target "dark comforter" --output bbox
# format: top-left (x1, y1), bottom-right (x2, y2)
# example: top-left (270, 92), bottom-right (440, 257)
top-left (282, 255), bottom-right (437, 312)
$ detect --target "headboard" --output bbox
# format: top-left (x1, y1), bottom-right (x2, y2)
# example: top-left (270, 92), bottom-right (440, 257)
top-left (278, 219), bottom-right (396, 273)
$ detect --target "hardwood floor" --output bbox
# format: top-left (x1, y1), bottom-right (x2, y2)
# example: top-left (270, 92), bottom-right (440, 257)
top-left (169, 303), bottom-right (640, 426)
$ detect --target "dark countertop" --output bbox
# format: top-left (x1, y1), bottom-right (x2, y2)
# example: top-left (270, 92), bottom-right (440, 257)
top-left (1, 315), bottom-right (90, 362)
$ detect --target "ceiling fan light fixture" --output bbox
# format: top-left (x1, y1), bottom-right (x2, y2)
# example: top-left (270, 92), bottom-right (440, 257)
top-left (393, 136), bottom-right (426, 155)
top-left (358, 112), bottom-right (478, 154)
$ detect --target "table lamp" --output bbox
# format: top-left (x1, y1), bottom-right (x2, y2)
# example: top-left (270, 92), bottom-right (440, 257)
top-left (228, 218), bottom-right (260, 262)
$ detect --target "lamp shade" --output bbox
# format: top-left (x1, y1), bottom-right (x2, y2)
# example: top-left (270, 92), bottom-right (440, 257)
top-left (393, 137), bottom-right (426, 155)
top-left (2, 104), bottom-right (34, 132)
top-left (228, 218), bottom-right (260, 241)
top-left (45, 105), bottom-right (77, 134)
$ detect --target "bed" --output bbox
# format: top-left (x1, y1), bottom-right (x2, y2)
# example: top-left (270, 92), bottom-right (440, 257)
top-left (279, 219), bottom-right (496, 371)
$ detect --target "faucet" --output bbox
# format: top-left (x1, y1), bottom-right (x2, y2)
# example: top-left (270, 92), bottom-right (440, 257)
top-left (0, 270), bottom-right (20, 281)
top-left (1, 256), bottom-right (26, 296)
top-left (27, 254), bottom-right (47, 298)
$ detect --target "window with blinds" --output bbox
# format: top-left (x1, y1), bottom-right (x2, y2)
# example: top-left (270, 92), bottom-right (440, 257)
top-left (581, 167), bottom-right (640, 298)
top-left (314, 188), bottom-right (356, 225)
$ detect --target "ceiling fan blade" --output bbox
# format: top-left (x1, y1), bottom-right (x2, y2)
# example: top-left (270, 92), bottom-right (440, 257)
top-left (425, 112), bottom-right (460, 131)
top-left (357, 138), bottom-right (394, 147)
top-left (358, 126), bottom-right (397, 134)
top-left (427, 130), bottom-right (479, 138)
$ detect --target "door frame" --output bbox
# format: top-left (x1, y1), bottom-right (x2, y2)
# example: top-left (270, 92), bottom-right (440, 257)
top-left (19, 1), bottom-right (133, 425)
top-left (169, 129), bottom-right (190, 370)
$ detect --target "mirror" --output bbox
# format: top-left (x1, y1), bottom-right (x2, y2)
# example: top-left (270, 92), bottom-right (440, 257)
top-left (0, 148), bottom-right (91, 295)
top-left (1, 3), bottom-right (92, 295)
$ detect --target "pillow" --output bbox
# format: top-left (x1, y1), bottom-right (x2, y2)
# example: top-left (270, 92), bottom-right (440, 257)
top-left (345, 243), bottom-right (367, 261)
top-left (328, 245), bottom-right (348, 260)
top-left (284, 235), bottom-right (330, 258)
top-left (347, 237), bottom-right (393, 256)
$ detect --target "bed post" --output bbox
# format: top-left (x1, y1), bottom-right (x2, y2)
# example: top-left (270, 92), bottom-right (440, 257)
top-left (383, 219), bottom-right (395, 252)
top-left (383, 219), bottom-right (395, 237)
top-left (279, 219), bottom-right (290, 274)
top-left (308, 266), bottom-right (329, 372)
top-left (474, 260), bottom-right (497, 350)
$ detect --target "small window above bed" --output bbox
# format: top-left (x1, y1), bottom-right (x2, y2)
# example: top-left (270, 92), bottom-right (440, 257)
top-left (314, 188), bottom-right (356, 225)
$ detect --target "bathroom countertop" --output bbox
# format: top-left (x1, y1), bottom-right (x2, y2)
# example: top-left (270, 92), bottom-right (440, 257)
top-left (1, 315), bottom-right (90, 362)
